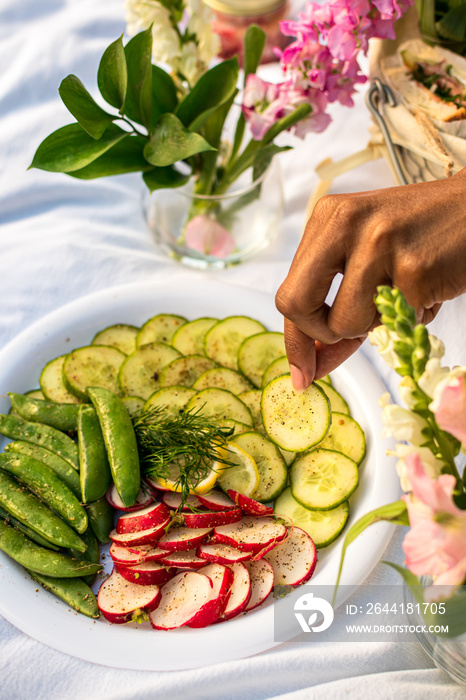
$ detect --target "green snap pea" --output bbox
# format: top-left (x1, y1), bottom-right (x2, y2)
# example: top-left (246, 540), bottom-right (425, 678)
top-left (0, 519), bottom-right (101, 578)
top-left (27, 570), bottom-right (100, 618)
top-left (87, 387), bottom-right (140, 507)
top-left (78, 406), bottom-right (111, 504)
top-left (0, 414), bottom-right (79, 470)
top-left (0, 452), bottom-right (88, 534)
top-left (4, 441), bottom-right (81, 498)
top-left (0, 504), bottom-right (59, 551)
top-left (8, 392), bottom-right (81, 433)
top-left (86, 496), bottom-right (114, 544)
top-left (0, 470), bottom-right (87, 552)
top-left (70, 526), bottom-right (100, 586)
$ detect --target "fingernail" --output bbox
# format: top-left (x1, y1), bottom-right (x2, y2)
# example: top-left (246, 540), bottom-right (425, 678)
top-left (289, 364), bottom-right (306, 393)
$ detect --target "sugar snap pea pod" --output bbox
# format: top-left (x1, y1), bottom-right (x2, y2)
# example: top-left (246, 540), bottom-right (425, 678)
top-left (0, 452), bottom-right (88, 534)
top-left (0, 504), bottom-right (59, 551)
top-left (27, 570), bottom-right (100, 618)
top-left (4, 441), bottom-right (81, 498)
top-left (70, 526), bottom-right (100, 586)
top-left (0, 470), bottom-right (87, 552)
top-left (78, 406), bottom-right (111, 504)
top-left (0, 519), bottom-right (101, 577)
top-left (0, 414), bottom-right (79, 470)
top-left (86, 496), bottom-right (114, 544)
top-left (8, 392), bottom-right (81, 433)
top-left (87, 387), bottom-right (140, 507)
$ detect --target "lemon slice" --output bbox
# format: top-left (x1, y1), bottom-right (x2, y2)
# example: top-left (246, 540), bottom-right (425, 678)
top-left (151, 458), bottom-right (223, 495)
top-left (216, 443), bottom-right (260, 498)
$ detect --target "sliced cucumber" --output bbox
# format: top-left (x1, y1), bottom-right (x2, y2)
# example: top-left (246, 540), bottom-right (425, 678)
top-left (185, 388), bottom-right (253, 426)
top-left (40, 356), bottom-right (82, 404)
top-left (121, 396), bottom-right (145, 416)
top-left (63, 346), bottom-right (126, 401)
top-left (238, 390), bottom-right (263, 433)
top-left (136, 314), bottom-right (187, 347)
top-left (238, 331), bottom-right (286, 388)
top-left (231, 431), bottom-right (287, 502)
top-left (194, 367), bottom-right (253, 394)
top-left (143, 386), bottom-right (196, 415)
top-left (262, 356), bottom-right (288, 388)
top-left (274, 487), bottom-right (349, 548)
top-left (25, 389), bottom-right (46, 400)
top-left (171, 317), bottom-right (218, 356)
top-left (290, 448), bottom-right (359, 510)
top-left (92, 324), bottom-right (139, 356)
top-left (315, 380), bottom-right (350, 415)
top-left (159, 355), bottom-right (217, 388)
top-left (118, 342), bottom-right (181, 400)
top-left (204, 316), bottom-right (266, 370)
top-left (216, 418), bottom-right (252, 436)
top-left (261, 374), bottom-right (330, 452)
top-left (318, 412), bottom-right (366, 465)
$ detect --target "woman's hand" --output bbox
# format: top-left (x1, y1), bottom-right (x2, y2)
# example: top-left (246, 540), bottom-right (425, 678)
top-left (275, 168), bottom-right (466, 390)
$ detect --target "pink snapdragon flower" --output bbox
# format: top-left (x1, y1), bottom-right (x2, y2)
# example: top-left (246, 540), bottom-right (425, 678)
top-left (402, 453), bottom-right (466, 588)
top-left (184, 215), bottom-right (235, 257)
top-left (430, 370), bottom-right (466, 447)
top-left (242, 74), bottom-right (288, 140)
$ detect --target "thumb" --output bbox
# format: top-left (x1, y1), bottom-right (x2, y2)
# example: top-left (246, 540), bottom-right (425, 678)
top-left (283, 318), bottom-right (316, 391)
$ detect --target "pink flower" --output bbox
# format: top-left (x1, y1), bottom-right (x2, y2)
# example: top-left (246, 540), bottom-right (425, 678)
top-left (184, 215), bottom-right (235, 257)
top-left (242, 74), bottom-right (288, 140)
top-left (430, 371), bottom-right (466, 446)
top-left (402, 453), bottom-right (466, 588)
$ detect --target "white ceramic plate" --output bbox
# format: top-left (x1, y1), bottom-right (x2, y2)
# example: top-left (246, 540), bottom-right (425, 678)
top-left (0, 278), bottom-right (399, 670)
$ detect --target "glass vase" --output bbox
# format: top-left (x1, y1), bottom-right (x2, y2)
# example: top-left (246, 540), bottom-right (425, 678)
top-left (144, 158), bottom-right (283, 269)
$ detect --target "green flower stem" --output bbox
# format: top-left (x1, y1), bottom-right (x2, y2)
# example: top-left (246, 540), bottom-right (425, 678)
top-left (426, 413), bottom-right (462, 483)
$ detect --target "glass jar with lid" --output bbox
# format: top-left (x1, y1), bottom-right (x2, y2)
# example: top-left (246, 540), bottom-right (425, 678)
top-left (204, 0), bottom-right (291, 64)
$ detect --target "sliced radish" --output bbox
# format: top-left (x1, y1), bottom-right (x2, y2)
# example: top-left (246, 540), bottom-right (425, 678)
top-left (115, 561), bottom-right (174, 587)
top-left (158, 549), bottom-right (207, 569)
top-left (116, 502), bottom-right (171, 534)
top-left (157, 526), bottom-right (212, 552)
top-left (243, 559), bottom-right (275, 611)
top-left (105, 483), bottom-right (154, 512)
top-left (197, 542), bottom-right (252, 565)
top-left (263, 526), bottom-right (317, 586)
top-left (97, 569), bottom-right (161, 624)
top-left (197, 490), bottom-right (237, 511)
top-left (212, 516), bottom-right (287, 552)
top-left (110, 542), bottom-right (168, 565)
top-left (145, 475), bottom-right (172, 493)
top-left (227, 490), bottom-right (274, 516)
top-left (220, 562), bottom-right (251, 621)
top-left (149, 571), bottom-right (213, 630)
top-left (161, 491), bottom-right (202, 511)
top-left (187, 563), bottom-right (234, 628)
top-left (183, 508), bottom-right (242, 529)
top-left (109, 518), bottom-right (170, 547)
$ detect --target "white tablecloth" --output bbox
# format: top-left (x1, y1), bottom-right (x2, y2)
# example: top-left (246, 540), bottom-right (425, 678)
top-left (1, 1), bottom-right (465, 697)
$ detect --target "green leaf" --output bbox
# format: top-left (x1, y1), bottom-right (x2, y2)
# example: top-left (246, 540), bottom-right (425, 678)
top-left (243, 25), bottom-right (266, 82)
top-left (150, 65), bottom-right (178, 131)
top-left (143, 165), bottom-right (190, 192)
top-left (436, 6), bottom-right (466, 41)
top-left (143, 113), bottom-right (215, 168)
top-left (68, 136), bottom-right (151, 179)
top-left (58, 75), bottom-right (115, 139)
top-left (175, 58), bottom-right (239, 130)
top-left (333, 500), bottom-right (409, 601)
top-left (29, 123), bottom-right (129, 173)
top-left (195, 91), bottom-right (237, 195)
top-left (253, 143), bottom-right (291, 181)
top-left (124, 27), bottom-right (153, 128)
top-left (97, 35), bottom-right (127, 112)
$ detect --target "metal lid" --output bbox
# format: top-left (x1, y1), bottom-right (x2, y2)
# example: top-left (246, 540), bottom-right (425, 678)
top-left (204, 0), bottom-right (287, 16)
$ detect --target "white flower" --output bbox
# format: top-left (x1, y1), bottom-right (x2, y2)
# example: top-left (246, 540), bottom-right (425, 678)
top-left (187, 0), bottom-right (220, 66)
top-left (124, 0), bottom-right (181, 67)
top-left (398, 376), bottom-right (418, 410)
top-left (387, 444), bottom-right (444, 491)
top-left (417, 357), bottom-right (450, 399)
top-left (428, 334), bottom-right (445, 360)
top-left (368, 325), bottom-right (400, 370)
top-left (178, 42), bottom-right (202, 87)
top-left (381, 401), bottom-right (429, 446)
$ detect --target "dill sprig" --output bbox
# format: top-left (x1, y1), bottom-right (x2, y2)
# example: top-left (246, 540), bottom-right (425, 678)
top-left (132, 405), bottom-right (234, 507)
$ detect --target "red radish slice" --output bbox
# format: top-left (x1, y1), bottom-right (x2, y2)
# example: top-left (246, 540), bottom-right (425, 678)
top-left (110, 542), bottom-right (168, 565)
top-left (149, 571), bottom-right (213, 630)
top-left (161, 491), bottom-right (202, 511)
top-left (221, 562), bottom-right (251, 621)
top-left (197, 542), bottom-right (252, 565)
top-left (145, 476), bottom-right (172, 493)
top-left (97, 569), bottom-right (161, 624)
top-left (263, 526), bottom-right (317, 586)
top-left (212, 516), bottom-right (287, 552)
top-left (197, 490), bottom-right (236, 511)
top-left (157, 527), bottom-right (212, 552)
top-left (158, 550), bottom-right (207, 569)
top-left (109, 518), bottom-right (170, 547)
top-left (115, 561), bottom-right (174, 586)
top-left (227, 490), bottom-right (274, 516)
top-left (244, 559), bottom-right (275, 611)
top-left (183, 508), bottom-right (242, 529)
top-left (116, 502), bottom-right (171, 534)
top-left (105, 483), bottom-right (154, 512)
top-left (188, 563), bottom-right (234, 628)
